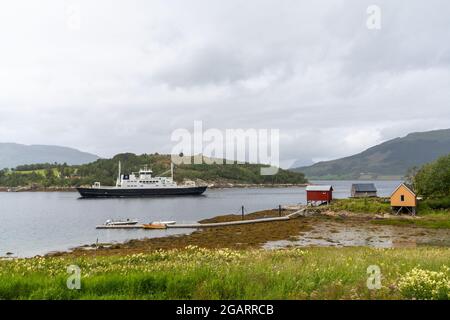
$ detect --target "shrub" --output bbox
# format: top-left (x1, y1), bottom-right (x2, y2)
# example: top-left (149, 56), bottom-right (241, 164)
top-left (424, 196), bottom-right (450, 210)
top-left (398, 267), bottom-right (450, 300)
top-left (414, 154), bottom-right (450, 198)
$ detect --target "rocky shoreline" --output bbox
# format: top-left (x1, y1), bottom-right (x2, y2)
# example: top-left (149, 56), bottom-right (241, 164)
top-left (0, 186), bottom-right (77, 192)
top-left (1, 204), bottom-right (444, 259)
top-left (47, 206), bottom-right (447, 258)
top-left (48, 209), bottom-right (306, 257)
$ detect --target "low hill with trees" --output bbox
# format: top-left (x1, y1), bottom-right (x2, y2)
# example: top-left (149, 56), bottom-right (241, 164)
top-left (0, 153), bottom-right (307, 188)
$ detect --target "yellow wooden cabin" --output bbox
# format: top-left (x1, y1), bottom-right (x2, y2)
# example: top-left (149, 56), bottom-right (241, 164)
top-left (390, 183), bottom-right (417, 215)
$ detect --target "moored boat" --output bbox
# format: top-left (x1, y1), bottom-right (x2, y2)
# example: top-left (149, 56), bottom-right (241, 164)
top-left (143, 223), bottom-right (167, 229)
top-left (105, 219), bottom-right (138, 226)
top-left (150, 220), bottom-right (176, 225)
top-left (77, 162), bottom-right (207, 198)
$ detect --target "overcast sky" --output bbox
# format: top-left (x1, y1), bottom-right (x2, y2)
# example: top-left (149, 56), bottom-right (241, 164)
top-left (0, 0), bottom-right (449, 168)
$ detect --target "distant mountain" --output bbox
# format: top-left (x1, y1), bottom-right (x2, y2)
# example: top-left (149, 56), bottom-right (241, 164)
top-left (291, 129), bottom-right (450, 180)
top-left (0, 143), bottom-right (99, 169)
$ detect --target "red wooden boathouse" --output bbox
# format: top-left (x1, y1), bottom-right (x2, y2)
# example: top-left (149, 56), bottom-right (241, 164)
top-left (306, 185), bottom-right (333, 205)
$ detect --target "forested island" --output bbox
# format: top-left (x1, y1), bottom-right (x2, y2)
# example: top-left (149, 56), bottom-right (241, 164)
top-left (0, 153), bottom-right (307, 189)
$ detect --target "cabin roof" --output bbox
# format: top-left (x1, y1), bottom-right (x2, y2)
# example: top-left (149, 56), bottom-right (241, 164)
top-left (306, 185), bottom-right (333, 192)
top-left (390, 183), bottom-right (416, 197)
top-left (352, 183), bottom-right (377, 192)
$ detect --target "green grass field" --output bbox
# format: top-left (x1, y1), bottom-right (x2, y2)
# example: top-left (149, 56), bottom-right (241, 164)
top-left (328, 198), bottom-right (450, 229)
top-left (1, 246), bottom-right (450, 300)
top-left (372, 214), bottom-right (450, 229)
top-left (328, 198), bottom-right (392, 214)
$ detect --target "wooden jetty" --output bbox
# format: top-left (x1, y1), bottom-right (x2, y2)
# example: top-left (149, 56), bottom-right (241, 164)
top-left (167, 207), bottom-right (306, 229)
top-left (96, 207), bottom-right (307, 230)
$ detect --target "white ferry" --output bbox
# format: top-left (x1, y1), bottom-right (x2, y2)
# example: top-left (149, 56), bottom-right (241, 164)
top-left (76, 162), bottom-right (207, 198)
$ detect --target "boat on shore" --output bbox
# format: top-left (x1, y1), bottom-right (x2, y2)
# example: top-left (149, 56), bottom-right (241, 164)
top-left (77, 162), bottom-right (207, 198)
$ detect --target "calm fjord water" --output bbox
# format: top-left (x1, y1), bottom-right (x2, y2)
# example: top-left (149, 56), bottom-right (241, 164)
top-left (0, 180), bottom-right (400, 257)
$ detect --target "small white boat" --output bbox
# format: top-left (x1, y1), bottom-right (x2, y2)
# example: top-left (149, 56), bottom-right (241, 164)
top-left (160, 220), bottom-right (176, 225)
top-left (105, 219), bottom-right (138, 226)
top-left (149, 220), bottom-right (176, 225)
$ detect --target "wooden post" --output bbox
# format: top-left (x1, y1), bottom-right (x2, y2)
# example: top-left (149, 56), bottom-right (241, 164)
top-left (279, 205), bottom-right (282, 217)
top-left (241, 205), bottom-right (244, 220)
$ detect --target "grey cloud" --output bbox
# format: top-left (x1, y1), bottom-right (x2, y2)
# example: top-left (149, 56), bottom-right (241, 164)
top-left (0, 0), bottom-right (449, 167)
top-left (153, 47), bottom-right (251, 87)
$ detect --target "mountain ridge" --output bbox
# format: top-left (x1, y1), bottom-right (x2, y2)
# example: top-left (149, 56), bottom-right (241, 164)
top-left (0, 143), bottom-right (100, 169)
top-left (291, 128), bottom-right (450, 180)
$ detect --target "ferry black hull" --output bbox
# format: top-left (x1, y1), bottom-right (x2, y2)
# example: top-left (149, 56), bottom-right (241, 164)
top-left (77, 186), bottom-right (207, 198)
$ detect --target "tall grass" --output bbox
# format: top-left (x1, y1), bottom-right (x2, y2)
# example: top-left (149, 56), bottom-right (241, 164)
top-left (327, 198), bottom-right (450, 229)
top-left (328, 198), bottom-right (391, 214)
top-left (1, 246), bottom-right (450, 300)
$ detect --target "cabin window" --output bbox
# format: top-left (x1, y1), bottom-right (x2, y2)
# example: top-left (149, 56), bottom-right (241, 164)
top-left (401, 195), bottom-right (405, 202)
